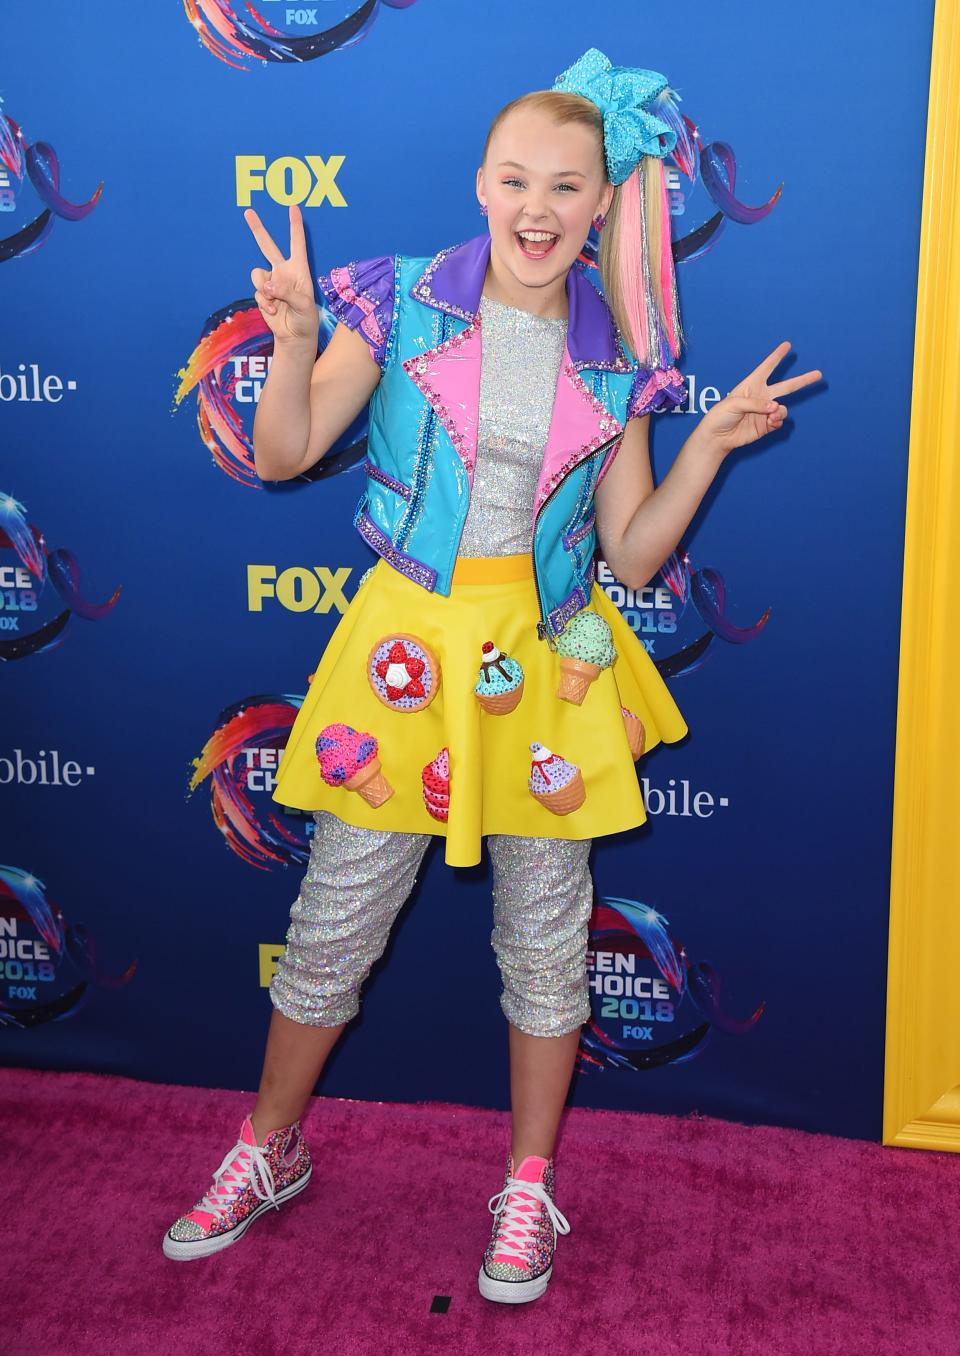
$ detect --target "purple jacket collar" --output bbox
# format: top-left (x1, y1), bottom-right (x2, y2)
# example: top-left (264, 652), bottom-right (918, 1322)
top-left (409, 233), bottom-right (633, 374)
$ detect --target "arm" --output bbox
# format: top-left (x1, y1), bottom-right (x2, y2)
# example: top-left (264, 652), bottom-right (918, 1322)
top-left (594, 414), bottom-right (723, 590)
top-left (242, 203), bottom-right (383, 482)
top-left (596, 340), bottom-right (824, 587)
top-left (253, 324), bottom-right (381, 482)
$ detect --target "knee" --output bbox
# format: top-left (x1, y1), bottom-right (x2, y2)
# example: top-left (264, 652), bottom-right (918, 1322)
top-left (490, 906), bottom-right (590, 976)
top-left (493, 931), bottom-right (591, 1036)
top-left (269, 911), bottom-right (381, 1028)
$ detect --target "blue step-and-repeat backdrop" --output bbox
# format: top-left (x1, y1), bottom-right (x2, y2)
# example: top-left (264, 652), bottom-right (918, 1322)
top-left (1, 0), bottom-right (933, 1140)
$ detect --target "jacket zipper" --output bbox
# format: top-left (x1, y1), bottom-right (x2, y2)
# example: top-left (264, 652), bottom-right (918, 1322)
top-left (533, 431), bottom-right (621, 646)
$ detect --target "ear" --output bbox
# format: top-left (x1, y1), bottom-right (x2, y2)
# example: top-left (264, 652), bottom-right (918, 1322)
top-left (598, 179), bottom-right (615, 218)
top-left (476, 164), bottom-right (486, 210)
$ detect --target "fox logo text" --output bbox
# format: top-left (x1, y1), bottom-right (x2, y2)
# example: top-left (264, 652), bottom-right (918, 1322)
top-left (247, 565), bottom-right (352, 614)
top-left (235, 155), bottom-right (346, 208)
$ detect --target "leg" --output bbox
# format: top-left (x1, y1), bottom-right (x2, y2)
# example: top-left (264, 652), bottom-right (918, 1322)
top-left (506, 1025), bottom-right (583, 1165)
top-left (487, 835), bottom-right (594, 1164)
top-left (254, 810), bottom-right (431, 1140)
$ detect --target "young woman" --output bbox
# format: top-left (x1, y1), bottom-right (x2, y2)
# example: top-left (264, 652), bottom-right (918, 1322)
top-left (163, 49), bottom-right (821, 1304)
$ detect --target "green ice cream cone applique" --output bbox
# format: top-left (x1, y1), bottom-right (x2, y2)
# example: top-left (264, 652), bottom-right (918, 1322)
top-left (555, 609), bottom-right (616, 705)
top-left (475, 640), bottom-right (524, 714)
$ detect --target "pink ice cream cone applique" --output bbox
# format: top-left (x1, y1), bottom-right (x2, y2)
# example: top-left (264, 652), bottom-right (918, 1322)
top-left (315, 722), bottom-right (393, 808)
top-left (422, 747), bottom-right (450, 822)
top-left (368, 633), bottom-right (440, 712)
top-left (555, 609), bottom-right (616, 705)
top-left (528, 741), bottom-right (585, 815)
top-left (621, 706), bottom-right (646, 760)
top-left (474, 640), bottom-right (524, 714)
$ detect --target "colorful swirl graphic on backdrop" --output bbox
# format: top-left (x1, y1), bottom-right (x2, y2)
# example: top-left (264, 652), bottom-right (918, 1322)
top-left (0, 105), bottom-right (102, 263)
top-left (0, 866), bottom-right (136, 1029)
top-left (183, 0), bottom-right (418, 71)
top-left (578, 895), bottom-right (765, 1072)
top-left (188, 693), bottom-right (311, 868)
top-left (645, 545), bottom-right (772, 680)
top-left (0, 493), bottom-right (120, 661)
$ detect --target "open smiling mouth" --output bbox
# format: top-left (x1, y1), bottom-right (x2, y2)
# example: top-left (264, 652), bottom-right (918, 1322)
top-left (515, 229), bottom-right (559, 260)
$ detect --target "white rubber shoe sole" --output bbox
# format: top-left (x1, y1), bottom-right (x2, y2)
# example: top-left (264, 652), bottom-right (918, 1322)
top-left (162, 1164), bottom-right (312, 1261)
top-left (478, 1262), bottom-right (553, 1304)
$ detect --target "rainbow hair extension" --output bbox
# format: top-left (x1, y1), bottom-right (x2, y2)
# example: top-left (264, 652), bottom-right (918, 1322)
top-left (612, 157), bottom-right (683, 370)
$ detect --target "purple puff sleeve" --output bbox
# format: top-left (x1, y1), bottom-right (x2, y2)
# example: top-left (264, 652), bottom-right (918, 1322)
top-left (316, 254), bottom-right (396, 371)
top-left (627, 363), bottom-right (688, 419)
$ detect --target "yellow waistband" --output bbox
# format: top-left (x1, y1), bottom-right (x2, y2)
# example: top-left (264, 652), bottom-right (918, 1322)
top-left (451, 554), bottom-right (534, 584)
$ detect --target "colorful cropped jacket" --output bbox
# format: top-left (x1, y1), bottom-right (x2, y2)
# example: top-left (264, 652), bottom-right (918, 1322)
top-left (319, 233), bottom-right (686, 645)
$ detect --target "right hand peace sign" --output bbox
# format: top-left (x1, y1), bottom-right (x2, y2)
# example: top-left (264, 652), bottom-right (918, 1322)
top-left (244, 204), bottom-right (319, 346)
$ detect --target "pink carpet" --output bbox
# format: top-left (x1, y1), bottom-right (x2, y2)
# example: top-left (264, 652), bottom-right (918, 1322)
top-left (3, 1066), bottom-right (959, 1355)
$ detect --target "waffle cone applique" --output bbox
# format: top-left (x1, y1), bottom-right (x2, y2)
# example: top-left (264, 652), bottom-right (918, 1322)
top-left (344, 758), bottom-right (392, 807)
top-left (557, 657), bottom-right (600, 704)
top-left (621, 706), bottom-right (646, 760)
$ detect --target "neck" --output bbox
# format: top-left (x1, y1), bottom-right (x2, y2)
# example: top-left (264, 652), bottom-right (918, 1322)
top-left (482, 243), bottom-right (569, 320)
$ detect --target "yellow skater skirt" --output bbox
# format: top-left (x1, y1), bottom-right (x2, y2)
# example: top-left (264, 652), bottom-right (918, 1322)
top-left (272, 555), bottom-right (689, 867)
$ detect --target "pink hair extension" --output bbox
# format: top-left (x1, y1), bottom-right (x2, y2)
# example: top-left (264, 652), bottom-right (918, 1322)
top-left (656, 158), bottom-right (681, 362)
top-left (656, 157), bottom-right (677, 357)
top-left (617, 165), bottom-right (655, 367)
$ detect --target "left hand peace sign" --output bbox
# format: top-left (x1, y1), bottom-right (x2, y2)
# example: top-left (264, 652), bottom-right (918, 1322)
top-left (697, 342), bottom-right (823, 459)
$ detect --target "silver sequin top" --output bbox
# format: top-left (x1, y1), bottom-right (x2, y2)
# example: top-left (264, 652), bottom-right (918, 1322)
top-left (457, 294), bottom-right (568, 558)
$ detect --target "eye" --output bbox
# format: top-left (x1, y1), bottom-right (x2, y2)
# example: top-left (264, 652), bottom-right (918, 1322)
top-left (502, 177), bottom-right (525, 189)
top-left (554, 183), bottom-right (578, 193)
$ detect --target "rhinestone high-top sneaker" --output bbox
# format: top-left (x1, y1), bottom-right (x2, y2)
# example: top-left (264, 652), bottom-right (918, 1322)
top-left (162, 1114), bottom-right (312, 1260)
top-left (478, 1152), bottom-right (571, 1303)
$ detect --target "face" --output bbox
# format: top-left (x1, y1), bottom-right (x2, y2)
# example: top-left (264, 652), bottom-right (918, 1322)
top-left (477, 106), bottom-right (613, 305)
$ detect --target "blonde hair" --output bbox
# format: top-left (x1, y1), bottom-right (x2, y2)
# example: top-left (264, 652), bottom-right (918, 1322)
top-left (482, 89), bottom-right (683, 369)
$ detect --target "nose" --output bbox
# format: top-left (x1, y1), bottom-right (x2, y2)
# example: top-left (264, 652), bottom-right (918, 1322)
top-left (520, 196), bottom-right (551, 223)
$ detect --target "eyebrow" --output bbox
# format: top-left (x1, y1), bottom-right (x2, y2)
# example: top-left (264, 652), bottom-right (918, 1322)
top-left (497, 160), bottom-right (587, 178)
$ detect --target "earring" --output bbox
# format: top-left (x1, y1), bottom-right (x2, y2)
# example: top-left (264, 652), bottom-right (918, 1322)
top-left (479, 203), bottom-right (489, 217)
top-left (593, 212), bottom-right (606, 231)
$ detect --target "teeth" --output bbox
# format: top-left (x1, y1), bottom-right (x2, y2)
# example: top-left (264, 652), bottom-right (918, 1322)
top-left (518, 231), bottom-right (557, 242)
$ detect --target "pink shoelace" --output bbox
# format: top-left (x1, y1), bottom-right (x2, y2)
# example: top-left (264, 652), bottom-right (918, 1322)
top-left (196, 1139), bottom-right (278, 1220)
top-left (487, 1176), bottom-right (570, 1266)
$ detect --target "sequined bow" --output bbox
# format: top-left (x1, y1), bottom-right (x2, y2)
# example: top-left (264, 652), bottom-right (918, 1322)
top-left (552, 47), bottom-right (678, 184)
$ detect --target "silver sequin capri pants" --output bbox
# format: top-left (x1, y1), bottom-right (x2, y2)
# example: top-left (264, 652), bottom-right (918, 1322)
top-left (269, 810), bottom-right (594, 1038)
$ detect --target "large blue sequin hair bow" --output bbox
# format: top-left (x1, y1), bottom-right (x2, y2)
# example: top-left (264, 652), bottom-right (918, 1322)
top-left (552, 47), bottom-right (678, 184)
